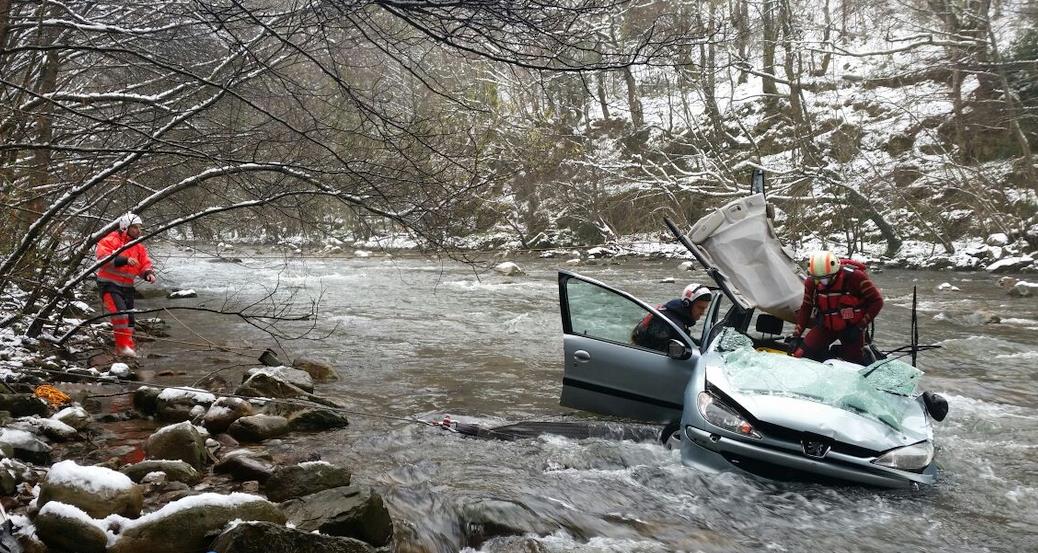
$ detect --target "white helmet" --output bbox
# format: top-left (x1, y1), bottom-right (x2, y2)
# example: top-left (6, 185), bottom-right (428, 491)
top-left (681, 283), bottom-right (712, 307)
top-left (117, 212), bottom-right (142, 232)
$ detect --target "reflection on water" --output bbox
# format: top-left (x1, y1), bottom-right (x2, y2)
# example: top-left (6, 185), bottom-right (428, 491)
top-left (145, 249), bottom-right (1038, 552)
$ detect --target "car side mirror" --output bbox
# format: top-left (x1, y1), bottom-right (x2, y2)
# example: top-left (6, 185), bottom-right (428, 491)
top-left (755, 314), bottom-right (784, 335)
top-left (667, 339), bottom-right (693, 360)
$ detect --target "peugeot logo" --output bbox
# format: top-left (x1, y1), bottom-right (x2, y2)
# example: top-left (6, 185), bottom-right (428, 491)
top-left (802, 440), bottom-right (831, 458)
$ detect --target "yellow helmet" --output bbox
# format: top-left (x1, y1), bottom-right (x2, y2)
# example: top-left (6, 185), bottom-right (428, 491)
top-left (807, 250), bottom-right (840, 278)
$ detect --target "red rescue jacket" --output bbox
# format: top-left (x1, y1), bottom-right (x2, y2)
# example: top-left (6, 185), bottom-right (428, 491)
top-left (96, 231), bottom-right (153, 287)
top-left (795, 259), bottom-right (883, 333)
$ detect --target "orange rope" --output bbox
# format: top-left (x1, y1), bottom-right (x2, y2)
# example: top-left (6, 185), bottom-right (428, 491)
top-left (34, 384), bottom-right (72, 409)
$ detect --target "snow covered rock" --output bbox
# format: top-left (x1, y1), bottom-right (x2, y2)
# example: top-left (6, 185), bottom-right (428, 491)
top-left (109, 362), bottom-right (132, 378)
top-left (202, 397), bottom-right (254, 434)
top-left (678, 261), bottom-right (695, 271)
top-left (658, 277), bottom-right (676, 283)
top-left (292, 357), bottom-right (339, 381)
top-left (36, 502), bottom-right (109, 553)
top-left (39, 460), bottom-right (143, 518)
top-left (935, 282), bottom-right (960, 292)
top-left (1008, 281), bottom-right (1038, 298)
top-left (227, 415), bottom-right (289, 443)
top-left (236, 370), bottom-right (310, 400)
top-left (155, 386), bottom-right (216, 422)
top-left (586, 246), bottom-right (615, 258)
top-left (121, 459), bottom-right (202, 485)
top-left (144, 421), bottom-right (208, 470)
top-left (493, 261), bottom-right (525, 276)
top-left (0, 427), bottom-right (51, 464)
top-left (244, 366), bottom-right (314, 393)
top-left (986, 233), bottom-right (1010, 247)
top-left (353, 249), bottom-right (372, 258)
top-left (167, 289), bottom-right (197, 299)
top-left (564, 258), bottom-right (581, 265)
top-left (10, 416), bottom-right (77, 441)
top-left (986, 255), bottom-right (1034, 273)
top-left (53, 405), bottom-right (91, 431)
top-left (280, 485), bottom-right (394, 547)
top-left (211, 521), bottom-right (377, 553)
top-left (108, 493), bottom-right (285, 553)
top-left (264, 461), bottom-right (352, 502)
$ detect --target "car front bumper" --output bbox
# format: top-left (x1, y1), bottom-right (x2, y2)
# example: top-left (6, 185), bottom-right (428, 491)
top-left (682, 425), bottom-right (937, 489)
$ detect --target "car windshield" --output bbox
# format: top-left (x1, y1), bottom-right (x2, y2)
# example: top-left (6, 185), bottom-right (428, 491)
top-left (711, 328), bottom-right (922, 430)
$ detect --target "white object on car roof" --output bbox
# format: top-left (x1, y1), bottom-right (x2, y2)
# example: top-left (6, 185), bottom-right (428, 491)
top-left (689, 194), bottom-right (804, 322)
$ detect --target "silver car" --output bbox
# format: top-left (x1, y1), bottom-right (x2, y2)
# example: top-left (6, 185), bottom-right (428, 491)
top-left (556, 195), bottom-right (939, 488)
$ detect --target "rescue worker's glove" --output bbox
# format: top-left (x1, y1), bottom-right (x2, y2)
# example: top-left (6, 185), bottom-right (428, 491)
top-left (784, 333), bottom-right (804, 355)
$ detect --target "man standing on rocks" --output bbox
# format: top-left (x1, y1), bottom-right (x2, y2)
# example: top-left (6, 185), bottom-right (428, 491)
top-left (96, 213), bottom-right (156, 358)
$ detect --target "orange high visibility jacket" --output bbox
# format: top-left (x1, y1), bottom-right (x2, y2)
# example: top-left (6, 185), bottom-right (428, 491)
top-left (96, 230), bottom-right (153, 287)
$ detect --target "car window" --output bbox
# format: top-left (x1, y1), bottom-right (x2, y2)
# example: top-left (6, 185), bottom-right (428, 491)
top-left (565, 278), bottom-right (679, 354)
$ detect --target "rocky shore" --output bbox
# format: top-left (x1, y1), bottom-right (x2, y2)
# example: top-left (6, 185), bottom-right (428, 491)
top-left (0, 319), bottom-right (394, 553)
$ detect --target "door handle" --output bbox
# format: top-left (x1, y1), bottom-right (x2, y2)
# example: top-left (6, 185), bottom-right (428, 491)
top-left (573, 350), bottom-right (591, 362)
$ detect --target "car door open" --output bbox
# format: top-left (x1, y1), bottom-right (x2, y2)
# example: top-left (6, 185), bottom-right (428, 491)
top-left (558, 271), bottom-right (699, 423)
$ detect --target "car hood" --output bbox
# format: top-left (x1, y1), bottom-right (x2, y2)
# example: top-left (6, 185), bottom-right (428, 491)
top-left (703, 347), bottom-right (932, 453)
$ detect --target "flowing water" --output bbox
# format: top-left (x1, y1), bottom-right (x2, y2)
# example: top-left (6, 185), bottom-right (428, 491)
top-left (139, 248), bottom-right (1038, 553)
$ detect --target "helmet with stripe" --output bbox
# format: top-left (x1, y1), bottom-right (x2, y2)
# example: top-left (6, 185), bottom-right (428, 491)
top-left (807, 250), bottom-right (841, 278)
top-left (681, 283), bottom-right (712, 307)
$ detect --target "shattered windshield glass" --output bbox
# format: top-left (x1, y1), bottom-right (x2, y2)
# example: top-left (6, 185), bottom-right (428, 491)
top-left (713, 328), bottom-right (923, 430)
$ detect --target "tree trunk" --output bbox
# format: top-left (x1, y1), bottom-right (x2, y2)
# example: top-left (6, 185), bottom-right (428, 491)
top-left (596, 71), bottom-right (610, 119)
top-left (621, 66), bottom-right (644, 127)
top-left (761, 0), bottom-right (779, 112)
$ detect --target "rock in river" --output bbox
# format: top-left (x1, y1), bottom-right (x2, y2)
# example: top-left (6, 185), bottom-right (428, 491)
top-left (202, 397), bottom-right (254, 434)
top-left (264, 461), bottom-right (352, 502)
top-left (144, 421), bottom-right (208, 470)
top-left (292, 357), bottom-right (339, 381)
top-left (243, 366), bottom-right (314, 393)
top-left (211, 521), bottom-right (375, 553)
top-left (121, 459), bottom-right (202, 485)
top-left (227, 414), bottom-right (289, 443)
top-left (280, 485), bottom-right (393, 547)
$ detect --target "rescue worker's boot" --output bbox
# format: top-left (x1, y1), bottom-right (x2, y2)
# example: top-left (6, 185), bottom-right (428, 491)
top-left (114, 328), bottom-right (137, 358)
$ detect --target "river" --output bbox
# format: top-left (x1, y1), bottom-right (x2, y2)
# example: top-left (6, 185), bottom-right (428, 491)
top-left (137, 247), bottom-right (1038, 553)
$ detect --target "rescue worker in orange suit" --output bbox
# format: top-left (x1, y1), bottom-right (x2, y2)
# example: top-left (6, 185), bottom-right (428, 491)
top-left (96, 213), bottom-right (155, 358)
top-left (791, 251), bottom-right (882, 364)
top-left (631, 283), bottom-right (712, 351)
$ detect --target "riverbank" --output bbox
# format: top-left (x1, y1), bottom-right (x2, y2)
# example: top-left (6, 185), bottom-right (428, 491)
top-left (167, 227), bottom-right (1038, 274)
top-left (0, 308), bottom-right (398, 552)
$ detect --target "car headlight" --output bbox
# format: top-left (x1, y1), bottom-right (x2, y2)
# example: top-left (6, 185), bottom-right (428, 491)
top-left (872, 441), bottom-right (934, 471)
top-left (697, 391), bottom-right (761, 439)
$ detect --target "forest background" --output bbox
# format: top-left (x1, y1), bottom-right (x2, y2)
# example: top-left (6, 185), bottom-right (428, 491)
top-left (1, 0), bottom-right (1037, 334)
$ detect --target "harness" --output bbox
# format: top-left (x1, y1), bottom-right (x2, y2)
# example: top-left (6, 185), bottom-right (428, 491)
top-left (813, 263), bottom-right (867, 332)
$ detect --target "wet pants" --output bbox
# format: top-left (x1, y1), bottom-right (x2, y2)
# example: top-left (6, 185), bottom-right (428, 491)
top-left (794, 326), bottom-right (865, 364)
top-left (99, 283), bottom-right (135, 350)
